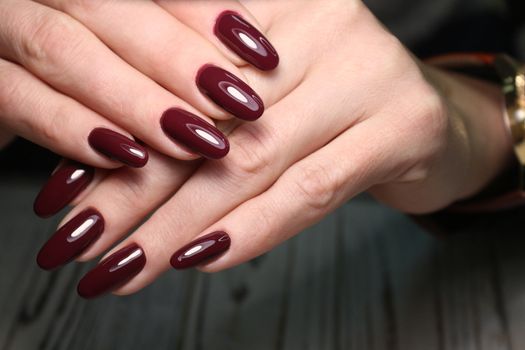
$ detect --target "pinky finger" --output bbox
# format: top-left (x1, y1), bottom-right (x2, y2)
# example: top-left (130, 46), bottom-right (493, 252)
top-left (168, 117), bottom-right (400, 273)
top-left (0, 59), bottom-right (148, 169)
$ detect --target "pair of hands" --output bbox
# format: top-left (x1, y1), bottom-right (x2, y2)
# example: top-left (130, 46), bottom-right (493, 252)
top-left (0, 0), bottom-right (512, 298)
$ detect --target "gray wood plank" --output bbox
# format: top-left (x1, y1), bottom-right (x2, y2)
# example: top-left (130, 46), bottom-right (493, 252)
top-left (1, 179), bottom-right (525, 350)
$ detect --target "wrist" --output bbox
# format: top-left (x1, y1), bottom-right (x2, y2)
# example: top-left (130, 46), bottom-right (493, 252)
top-left (425, 65), bottom-right (514, 202)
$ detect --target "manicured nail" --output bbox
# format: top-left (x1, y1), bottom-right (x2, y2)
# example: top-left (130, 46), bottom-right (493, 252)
top-left (37, 208), bottom-right (104, 270)
top-left (34, 161), bottom-right (94, 218)
top-left (88, 128), bottom-right (148, 168)
top-left (160, 108), bottom-right (229, 159)
top-left (197, 65), bottom-right (264, 121)
top-left (77, 243), bottom-right (146, 299)
top-left (215, 11), bottom-right (279, 71)
top-left (170, 231), bottom-right (231, 269)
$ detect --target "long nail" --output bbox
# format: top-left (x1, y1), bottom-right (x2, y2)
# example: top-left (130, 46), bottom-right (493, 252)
top-left (34, 161), bottom-right (94, 218)
top-left (197, 65), bottom-right (264, 121)
top-left (160, 108), bottom-right (229, 159)
top-left (88, 128), bottom-right (148, 168)
top-left (215, 11), bottom-right (279, 71)
top-left (170, 231), bottom-right (231, 269)
top-left (37, 208), bottom-right (104, 270)
top-left (77, 243), bottom-right (146, 299)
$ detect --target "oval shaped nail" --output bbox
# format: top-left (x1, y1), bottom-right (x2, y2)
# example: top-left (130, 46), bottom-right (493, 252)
top-left (34, 161), bottom-right (94, 218)
top-left (88, 128), bottom-right (148, 168)
top-left (77, 243), bottom-right (146, 299)
top-left (37, 208), bottom-right (104, 270)
top-left (197, 65), bottom-right (264, 121)
top-left (215, 11), bottom-right (279, 71)
top-left (160, 108), bottom-right (229, 159)
top-left (170, 231), bottom-right (231, 269)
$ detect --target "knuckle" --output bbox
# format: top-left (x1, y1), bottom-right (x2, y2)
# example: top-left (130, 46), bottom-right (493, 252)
top-left (293, 163), bottom-right (341, 212)
top-left (62, 0), bottom-right (109, 13)
top-left (37, 104), bottom-right (68, 145)
top-left (0, 63), bottom-right (24, 114)
top-left (112, 171), bottom-right (149, 208)
top-left (19, 11), bottom-right (86, 71)
top-left (225, 123), bottom-right (276, 179)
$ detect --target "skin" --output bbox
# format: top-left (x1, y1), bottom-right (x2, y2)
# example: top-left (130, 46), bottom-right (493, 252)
top-left (0, 0), bottom-right (514, 295)
top-left (0, 0), bottom-right (265, 165)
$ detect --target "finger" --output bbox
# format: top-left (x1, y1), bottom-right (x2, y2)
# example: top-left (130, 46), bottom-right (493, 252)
top-left (182, 117), bottom-right (403, 272)
top-left (157, 0), bottom-right (317, 114)
top-left (0, 58), bottom-right (145, 168)
top-left (0, 0), bottom-right (225, 160)
top-left (80, 70), bottom-right (372, 296)
top-left (156, 0), bottom-right (279, 71)
top-left (38, 0), bottom-right (264, 122)
top-left (33, 159), bottom-right (106, 218)
top-left (36, 149), bottom-right (197, 270)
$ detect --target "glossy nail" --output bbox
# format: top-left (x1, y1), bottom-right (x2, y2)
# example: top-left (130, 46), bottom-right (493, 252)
top-left (170, 231), bottom-right (231, 269)
top-left (197, 65), bottom-right (264, 121)
top-left (88, 128), bottom-right (148, 168)
top-left (34, 162), bottom-right (94, 218)
top-left (77, 243), bottom-right (146, 299)
top-left (37, 208), bottom-right (104, 270)
top-left (215, 11), bottom-right (279, 71)
top-left (160, 108), bottom-right (229, 159)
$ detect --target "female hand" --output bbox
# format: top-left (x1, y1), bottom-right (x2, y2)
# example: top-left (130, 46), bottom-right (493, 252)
top-left (0, 0), bottom-right (277, 173)
top-left (35, 0), bottom-right (513, 298)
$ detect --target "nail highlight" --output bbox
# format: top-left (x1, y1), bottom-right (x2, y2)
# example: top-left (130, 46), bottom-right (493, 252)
top-left (37, 208), bottom-right (104, 270)
top-left (34, 161), bottom-right (94, 218)
top-left (215, 11), bottom-right (279, 71)
top-left (197, 65), bottom-right (264, 121)
top-left (77, 243), bottom-right (146, 299)
top-left (88, 128), bottom-right (148, 168)
top-left (160, 108), bottom-right (229, 159)
top-left (170, 231), bottom-right (231, 269)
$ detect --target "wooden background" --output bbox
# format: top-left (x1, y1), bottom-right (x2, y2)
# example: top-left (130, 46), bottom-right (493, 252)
top-left (1, 177), bottom-right (525, 350)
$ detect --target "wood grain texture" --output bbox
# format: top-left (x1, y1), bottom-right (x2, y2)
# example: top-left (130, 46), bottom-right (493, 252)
top-left (1, 178), bottom-right (525, 350)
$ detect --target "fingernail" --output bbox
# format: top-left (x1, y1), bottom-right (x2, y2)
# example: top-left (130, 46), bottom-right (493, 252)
top-left (215, 11), bottom-right (279, 71)
top-left (34, 161), bottom-right (94, 218)
top-left (197, 65), bottom-right (264, 121)
top-left (77, 243), bottom-right (146, 299)
top-left (37, 208), bottom-right (104, 270)
top-left (160, 108), bottom-right (229, 159)
top-left (88, 128), bottom-right (148, 168)
top-left (170, 231), bottom-right (231, 269)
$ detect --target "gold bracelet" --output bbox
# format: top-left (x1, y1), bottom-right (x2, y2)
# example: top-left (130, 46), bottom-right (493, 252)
top-left (427, 53), bottom-right (525, 211)
top-left (495, 55), bottom-right (525, 190)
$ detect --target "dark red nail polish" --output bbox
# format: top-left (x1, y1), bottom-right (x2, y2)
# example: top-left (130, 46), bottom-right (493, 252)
top-left (88, 128), bottom-right (148, 168)
top-left (197, 65), bottom-right (264, 121)
top-left (77, 243), bottom-right (146, 299)
top-left (170, 231), bottom-right (230, 269)
top-left (37, 208), bottom-right (104, 270)
top-left (215, 11), bottom-right (279, 71)
top-left (34, 161), bottom-right (94, 218)
top-left (160, 108), bottom-right (229, 159)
